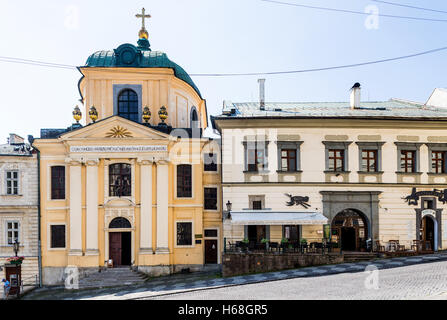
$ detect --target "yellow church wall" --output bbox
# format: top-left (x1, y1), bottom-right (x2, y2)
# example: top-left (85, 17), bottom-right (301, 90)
top-left (34, 58), bottom-right (220, 283)
top-left (79, 68), bottom-right (206, 129)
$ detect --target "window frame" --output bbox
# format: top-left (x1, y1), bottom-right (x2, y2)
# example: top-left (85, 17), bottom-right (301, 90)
top-left (400, 150), bottom-right (416, 173)
top-left (113, 84), bottom-right (142, 123)
top-left (361, 150), bottom-right (378, 172)
top-left (204, 187), bottom-right (218, 211)
top-left (5, 221), bottom-right (20, 246)
top-left (50, 166), bottom-right (66, 200)
top-left (427, 143), bottom-right (447, 174)
top-left (109, 163), bottom-right (132, 197)
top-left (243, 139), bottom-right (269, 173)
top-left (323, 141), bottom-right (352, 173)
top-left (276, 141), bottom-right (302, 172)
top-left (431, 151), bottom-right (446, 174)
top-left (49, 224), bottom-right (66, 250)
top-left (204, 153), bottom-right (218, 172)
top-left (176, 164), bottom-right (193, 198)
top-left (249, 195), bottom-right (265, 210)
top-left (5, 170), bottom-right (19, 195)
top-left (394, 142), bottom-right (422, 174)
top-left (175, 221), bottom-right (194, 247)
top-left (356, 141), bottom-right (385, 173)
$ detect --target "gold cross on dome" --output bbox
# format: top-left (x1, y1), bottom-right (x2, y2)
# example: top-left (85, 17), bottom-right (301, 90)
top-left (136, 8), bottom-right (151, 30)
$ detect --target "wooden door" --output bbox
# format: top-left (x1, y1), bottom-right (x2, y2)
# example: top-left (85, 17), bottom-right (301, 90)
top-left (109, 232), bottom-right (122, 266)
top-left (205, 240), bottom-right (218, 264)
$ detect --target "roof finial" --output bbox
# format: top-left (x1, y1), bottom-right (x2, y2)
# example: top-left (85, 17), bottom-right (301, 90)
top-left (136, 8), bottom-right (151, 40)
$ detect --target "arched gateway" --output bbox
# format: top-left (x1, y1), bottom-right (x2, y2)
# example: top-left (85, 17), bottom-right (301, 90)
top-left (109, 217), bottom-right (132, 266)
top-left (331, 209), bottom-right (369, 251)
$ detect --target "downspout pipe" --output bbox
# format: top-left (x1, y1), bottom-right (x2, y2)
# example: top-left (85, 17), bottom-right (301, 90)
top-left (32, 142), bottom-right (42, 287)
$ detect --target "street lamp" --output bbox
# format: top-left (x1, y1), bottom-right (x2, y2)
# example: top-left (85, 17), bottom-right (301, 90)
top-left (13, 240), bottom-right (19, 257)
top-left (226, 200), bottom-right (232, 212)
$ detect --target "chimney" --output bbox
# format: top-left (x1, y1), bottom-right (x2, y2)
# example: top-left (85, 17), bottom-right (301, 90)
top-left (8, 133), bottom-right (24, 145)
top-left (258, 79), bottom-right (265, 110)
top-left (350, 82), bottom-right (361, 109)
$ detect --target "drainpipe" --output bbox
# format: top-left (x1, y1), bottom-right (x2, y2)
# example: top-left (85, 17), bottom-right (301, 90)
top-left (34, 145), bottom-right (43, 287)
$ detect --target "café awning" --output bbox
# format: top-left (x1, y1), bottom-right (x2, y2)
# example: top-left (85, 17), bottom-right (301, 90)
top-left (228, 211), bottom-right (328, 225)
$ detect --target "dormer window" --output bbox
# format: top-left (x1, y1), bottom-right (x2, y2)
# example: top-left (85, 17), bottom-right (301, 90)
top-left (118, 89), bottom-right (139, 122)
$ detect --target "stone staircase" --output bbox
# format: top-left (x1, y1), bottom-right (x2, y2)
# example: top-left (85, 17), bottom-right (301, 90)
top-left (77, 267), bottom-right (146, 289)
top-left (343, 251), bottom-right (380, 262)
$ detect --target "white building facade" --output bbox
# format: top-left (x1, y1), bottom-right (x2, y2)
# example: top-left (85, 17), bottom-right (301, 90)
top-left (0, 134), bottom-right (39, 283)
top-left (213, 89), bottom-right (447, 252)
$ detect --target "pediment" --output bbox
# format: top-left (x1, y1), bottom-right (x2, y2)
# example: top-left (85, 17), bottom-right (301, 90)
top-left (60, 116), bottom-right (171, 141)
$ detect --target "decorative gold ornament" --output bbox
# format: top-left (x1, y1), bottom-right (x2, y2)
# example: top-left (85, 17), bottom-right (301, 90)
top-left (72, 105), bottom-right (82, 123)
top-left (105, 126), bottom-right (133, 138)
top-left (158, 105), bottom-right (168, 124)
top-left (136, 8), bottom-right (151, 39)
top-left (89, 106), bottom-right (98, 123)
top-left (142, 106), bottom-right (151, 123)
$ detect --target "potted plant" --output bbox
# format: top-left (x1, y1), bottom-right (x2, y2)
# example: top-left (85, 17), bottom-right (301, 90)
top-left (241, 238), bottom-right (249, 251)
top-left (261, 238), bottom-right (269, 251)
top-left (7, 256), bottom-right (24, 265)
top-left (280, 238), bottom-right (289, 251)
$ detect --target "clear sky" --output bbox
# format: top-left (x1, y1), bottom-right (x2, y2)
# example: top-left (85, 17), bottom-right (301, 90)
top-left (1, 0), bottom-right (447, 142)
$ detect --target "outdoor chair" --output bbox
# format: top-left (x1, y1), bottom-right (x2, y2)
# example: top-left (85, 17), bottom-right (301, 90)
top-left (411, 240), bottom-right (421, 252)
top-left (375, 240), bottom-right (385, 252)
top-left (268, 242), bottom-right (279, 252)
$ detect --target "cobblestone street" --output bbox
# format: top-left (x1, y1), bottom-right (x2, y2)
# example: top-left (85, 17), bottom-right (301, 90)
top-left (22, 252), bottom-right (447, 300)
top-left (151, 259), bottom-right (447, 300)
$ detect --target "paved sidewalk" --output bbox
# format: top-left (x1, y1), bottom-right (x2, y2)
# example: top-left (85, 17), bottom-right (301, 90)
top-left (23, 252), bottom-right (447, 300)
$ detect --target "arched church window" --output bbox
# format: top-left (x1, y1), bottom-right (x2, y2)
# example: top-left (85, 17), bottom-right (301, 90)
top-left (109, 217), bottom-right (131, 229)
top-left (190, 107), bottom-right (199, 129)
top-left (118, 89), bottom-right (139, 122)
top-left (109, 163), bottom-right (131, 197)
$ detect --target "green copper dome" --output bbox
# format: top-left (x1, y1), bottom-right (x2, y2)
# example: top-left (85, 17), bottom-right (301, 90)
top-left (84, 43), bottom-right (202, 98)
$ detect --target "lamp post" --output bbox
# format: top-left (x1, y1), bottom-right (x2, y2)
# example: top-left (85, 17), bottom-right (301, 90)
top-left (13, 239), bottom-right (20, 296)
top-left (223, 200), bottom-right (232, 253)
top-left (13, 240), bottom-right (19, 257)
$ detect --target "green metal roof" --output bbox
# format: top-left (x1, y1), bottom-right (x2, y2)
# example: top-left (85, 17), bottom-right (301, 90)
top-left (83, 44), bottom-right (202, 98)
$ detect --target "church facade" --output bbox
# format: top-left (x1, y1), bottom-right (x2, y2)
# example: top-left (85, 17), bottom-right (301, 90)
top-left (32, 18), bottom-right (221, 285)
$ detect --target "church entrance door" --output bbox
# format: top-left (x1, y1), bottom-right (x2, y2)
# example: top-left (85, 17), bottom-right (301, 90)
top-left (109, 232), bottom-right (131, 266)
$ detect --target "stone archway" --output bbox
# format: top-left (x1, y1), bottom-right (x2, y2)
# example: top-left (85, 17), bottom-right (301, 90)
top-left (321, 191), bottom-right (380, 245)
top-left (331, 209), bottom-right (369, 251)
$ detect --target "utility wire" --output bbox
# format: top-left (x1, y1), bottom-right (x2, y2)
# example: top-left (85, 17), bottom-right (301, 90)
top-left (1, 45), bottom-right (447, 77)
top-left (370, 0), bottom-right (447, 15)
top-left (259, 0), bottom-right (447, 23)
top-left (189, 46), bottom-right (447, 76)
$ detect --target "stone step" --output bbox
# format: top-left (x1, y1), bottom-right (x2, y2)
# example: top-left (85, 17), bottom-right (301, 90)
top-left (76, 267), bottom-right (146, 289)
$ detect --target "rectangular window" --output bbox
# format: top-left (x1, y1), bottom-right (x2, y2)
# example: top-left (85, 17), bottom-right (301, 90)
top-left (177, 222), bottom-right (192, 246)
top-left (361, 150), bottom-right (378, 172)
top-left (109, 163), bottom-right (131, 197)
top-left (204, 153), bottom-right (218, 172)
top-left (50, 225), bottom-right (66, 248)
top-left (204, 229), bottom-right (218, 237)
top-left (401, 150), bottom-right (416, 173)
top-left (281, 149), bottom-right (296, 172)
top-left (204, 187), bottom-right (217, 210)
top-left (432, 151), bottom-right (446, 173)
top-left (328, 149), bottom-right (345, 172)
top-left (252, 200), bottom-right (262, 210)
top-left (247, 148), bottom-right (265, 172)
top-left (6, 222), bottom-right (19, 245)
top-left (51, 166), bottom-right (65, 199)
top-left (6, 171), bottom-right (19, 195)
top-left (177, 164), bottom-right (192, 197)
